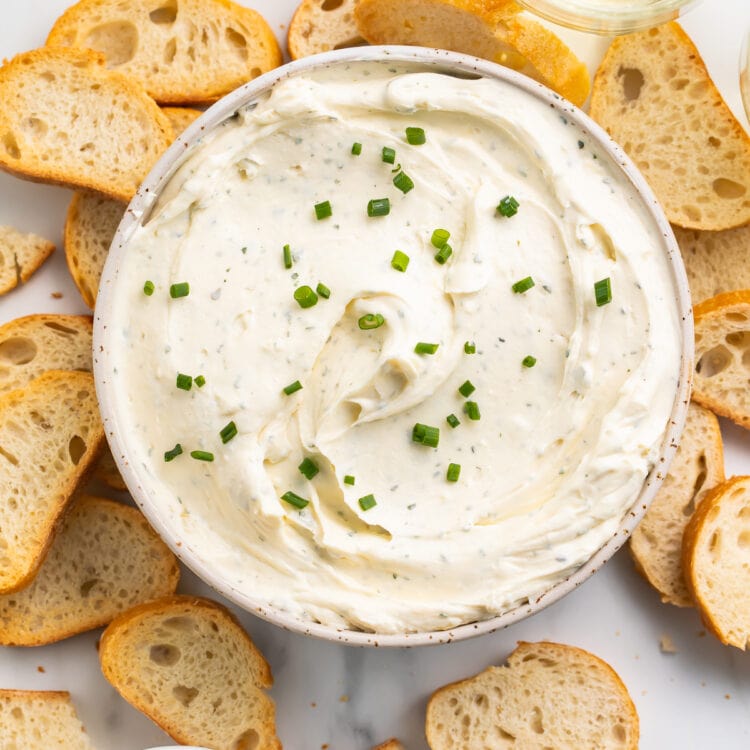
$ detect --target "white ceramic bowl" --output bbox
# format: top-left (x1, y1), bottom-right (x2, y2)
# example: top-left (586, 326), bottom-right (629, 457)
top-left (94, 46), bottom-right (693, 647)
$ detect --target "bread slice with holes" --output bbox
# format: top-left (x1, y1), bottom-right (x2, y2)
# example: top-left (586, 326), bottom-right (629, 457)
top-left (0, 495), bottom-right (179, 646)
top-left (64, 193), bottom-right (125, 309)
top-left (630, 401), bottom-right (724, 607)
top-left (99, 595), bottom-right (281, 750)
top-left (354, 0), bottom-right (590, 106)
top-left (0, 314), bottom-right (92, 395)
top-left (0, 225), bottom-right (55, 296)
top-left (0, 370), bottom-right (104, 593)
top-left (693, 290), bottom-right (750, 429)
top-left (674, 223), bottom-right (750, 305)
top-left (0, 689), bottom-right (94, 749)
top-left (0, 46), bottom-right (173, 202)
top-left (288, 0), bottom-right (365, 59)
top-left (425, 641), bottom-right (639, 750)
top-left (590, 23), bottom-right (750, 231)
top-left (0, 313), bottom-right (126, 491)
top-left (47, 0), bottom-right (282, 105)
top-left (683, 475), bottom-right (750, 649)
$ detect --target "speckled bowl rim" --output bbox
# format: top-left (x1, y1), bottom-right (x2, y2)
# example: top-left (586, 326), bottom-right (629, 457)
top-left (94, 46), bottom-right (693, 648)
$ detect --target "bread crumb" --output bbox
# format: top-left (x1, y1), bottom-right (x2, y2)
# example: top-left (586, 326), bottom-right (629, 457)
top-left (51, 291), bottom-right (63, 299)
top-left (697, 630), bottom-right (706, 638)
top-left (339, 694), bottom-right (349, 703)
top-left (725, 694), bottom-right (731, 700)
top-left (37, 665), bottom-right (45, 673)
top-left (659, 634), bottom-right (678, 653)
top-left (310, 702), bottom-right (316, 708)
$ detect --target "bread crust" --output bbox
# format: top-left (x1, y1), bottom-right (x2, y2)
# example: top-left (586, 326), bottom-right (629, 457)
top-left (682, 475), bottom-right (750, 648)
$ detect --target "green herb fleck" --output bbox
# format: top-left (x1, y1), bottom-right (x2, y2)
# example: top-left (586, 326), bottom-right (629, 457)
top-left (358, 313), bottom-right (385, 330)
top-left (298, 457), bottom-right (319, 480)
top-left (359, 494), bottom-right (377, 511)
top-left (412, 423), bottom-right (440, 448)
top-left (446, 414), bottom-right (460, 429)
top-left (314, 200), bottom-right (332, 220)
top-left (351, 142), bottom-right (362, 155)
top-left (316, 282), bottom-right (331, 299)
top-left (497, 195), bottom-right (520, 217)
top-left (170, 282), bottom-right (190, 299)
top-left (344, 475), bottom-right (356, 486)
top-left (522, 355), bottom-right (537, 368)
top-left (391, 250), bottom-right (410, 272)
top-left (434, 244), bottom-right (452, 265)
top-left (191, 450), bottom-right (214, 462)
top-left (164, 444), bottom-right (183, 462)
top-left (447, 463), bottom-right (461, 482)
top-left (283, 244), bottom-right (293, 269)
top-left (176, 373), bottom-right (192, 391)
top-left (594, 277), bottom-right (612, 307)
top-left (367, 198), bottom-right (390, 217)
top-left (143, 280), bottom-right (155, 296)
top-left (464, 401), bottom-right (481, 420)
top-left (282, 491), bottom-right (309, 509)
top-left (415, 342), bottom-right (439, 355)
top-left (194, 375), bottom-right (206, 388)
top-left (294, 285), bottom-right (318, 309)
top-left (393, 171), bottom-right (415, 194)
top-left (458, 380), bottom-right (476, 398)
top-left (220, 421), bottom-right (238, 444)
top-left (464, 341), bottom-right (476, 354)
top-left (406, 127), bottom-right (426, 145)
top-left (431, 228), bottom-right (450, 248)
top-left (283, 380), bottom-right (303, 395)
top-left (382, 146), bottom-right (396, 164)
top-left (512, 276), bottom-right (535, 294)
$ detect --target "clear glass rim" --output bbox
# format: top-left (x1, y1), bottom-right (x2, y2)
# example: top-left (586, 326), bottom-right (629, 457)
top-left (516, 0), bottom-right (703, 35)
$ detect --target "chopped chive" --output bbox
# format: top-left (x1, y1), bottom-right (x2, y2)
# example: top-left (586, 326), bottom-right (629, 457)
top-left (391, 250), bottom-right (410, 272)
top-left (190, 450), bottom-right (214, 462)
top-left (594, 277), bottom-right (612, 307)
top-left (522, 355), bottom-right (537, 368)
top-left (294, 285), bottom-right (318, 309)
top-left (359, 494), bottom-right (377, 511)
top-left (431, 228), bottom-right (450, 248)
top-left (391, 162), bottom-right (402, 174)
top-left (446, 463), bottom-right (461, 482)
top-left (446, 413), bottom-right (460, 429)
top-left (164, 444), bottom-right (183, 462)
top-left (351, 142), bottom-right (362, 155)
top-left (283, 244), bottom-right (293, 269)
top-left (434, 244), bottom-right (452, 265)
top-left (143, 280), bottom-right (155, 296)
top-left (458, 380), bottom-right (476, 398)
top-left (367, 198), bottom-right (390, 217)
top-left (406, 127), bottom-right (426, 145)
top-left (512, 276), bottom-right (535, 294)
top-left (393, 171), bottom-right (415, 194)
top-left (283, 380), bottom-right (303, 395)
top-left (382, 146), bottom-right (396, 164)
top-left (314, 200), bottom-right (332, 220)
top-left (497, 195), bottom-right (520, 217)
top-left (220, 420), bottom-right (238, 444)
top-left (464, 341), bottom-right (476, 354)
top-left (298, 457), bottom-right (319, 480)
top-left (358, 313), bottom-right (385, 330)
top-left (415, 342), bottom-right (439, 355)
top-left (316, 282), bottom-right (331, 299)
top-left (344, 475), bottom-right (356, 486)
top-left (170, 282), bottom-right (190, 298)
top-left (176, 373), bottom-right (192, 391)
top-left (412, 423), bottom-right (440, 448)
top-left (194, 375), bottom-right (206, 388)
top-left (282, 491), bottom-right (309, 509)
top-left (464, 401), bottom-right (481, 420)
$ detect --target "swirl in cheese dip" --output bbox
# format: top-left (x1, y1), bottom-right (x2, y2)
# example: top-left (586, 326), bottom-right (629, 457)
top-left (107, 61), bottom-right (682, 634)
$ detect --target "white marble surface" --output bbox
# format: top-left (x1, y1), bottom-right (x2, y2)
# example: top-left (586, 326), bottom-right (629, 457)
top-left (1, 1), bottom-right (750, 748)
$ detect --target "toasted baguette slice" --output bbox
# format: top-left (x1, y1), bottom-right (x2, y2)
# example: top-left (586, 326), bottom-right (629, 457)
top-left (0, 371), bottom-right (104, 593)
top-left (354, 0), bottom-right (590, 106)
top-left (288, 0), bottom-right (365, 59)
top-left (91, 446), bottom-right (128, 491)
top-left (630, 401), bottom-right (724, 607)
top-left (373, 741), bottom-right (405, 750)
top-left (0, 689), bottom-right (94, 749)
top-left (65, 109), bottom-right (199, 310)
top-left (64, 193), bottom-right (125, 309)
top-left (674, 224), bottom-right (750, 305)
top-left (0, 314), bottom-right (92, 395)
top-left (590, 23), bottom-right (750, 231)
top-left (47, 0), bottom-right (282, 105)
top-left (0, 495), bottom-right (179, 646)
top-left (0, 46), bottom-right (173, 202)
top-left (161, 106), bottom-right (203, 134)
top-left (0, 226), bottom-right (55, 296)
top-left (99, 595), bottom-right (281, 750)
top-left (683, 476), bottom-right (750, 649)
top-left (693, 290), bottom-right (750, 428)
top-left (426, 641), bottom-right (638, 750)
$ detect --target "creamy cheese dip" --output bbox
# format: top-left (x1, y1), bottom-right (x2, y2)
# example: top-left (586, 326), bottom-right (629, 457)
top-left (108, 61), bottom-right (682, 634)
